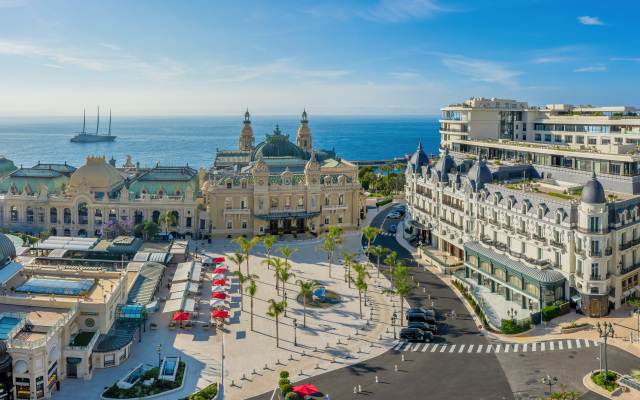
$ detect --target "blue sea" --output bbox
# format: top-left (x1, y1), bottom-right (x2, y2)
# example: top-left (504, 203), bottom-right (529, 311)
top-left (0, 115), bottom-right (441, 169)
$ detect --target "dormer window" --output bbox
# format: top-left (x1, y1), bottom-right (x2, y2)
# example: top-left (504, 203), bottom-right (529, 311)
top-left (227, 182), bottom-right (232, 189)
top-left (157, 189), bottom-right (165, 196)
top-left (242, 181), bottom-right (247, 189)
top-left (522, 204), bottom-right (526, 213)
top-left (508, 200), bottom-right (512, 210)
top-left (174, 188), bottom-right (182, 196)
top-left (538, 209), bottom-right (543, 219)
top-left (556, 213), bottom-right (561, 224)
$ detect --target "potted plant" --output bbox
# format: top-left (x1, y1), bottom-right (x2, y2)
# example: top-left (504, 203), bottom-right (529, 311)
top-left (202, 324), bottom-right (210, 330)
top-left (10, 286), bottom-right (15, 294)
top-left (264, 228), bottom-right (271, 236)
top-left (168, 323), bottom-right (175, 330)
top-left (217, 318), bottom-right (224, 329)
top-left (25, 272), bottom-right (33, 279)
top-left (80, 291), bottom-right (89, 299)
top-left (94, 277), bottom-right (100, 283)
top-left (150, 323), bottom-right (158, 330)
top-left (277, 227), bottom-right (284, 235)
top-left (185, 322), bottom-right (193, 330)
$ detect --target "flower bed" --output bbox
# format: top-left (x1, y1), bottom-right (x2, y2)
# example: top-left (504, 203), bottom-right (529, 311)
top-left (179, 383), bottom-right (217, 400)
top-left (561, 321), bottom-right (589, 334)
top-left (591, 371), bottom-right (619, 392)
top-left (451, 278), bottom-right (500, 333)
top-left (102, 362), bottom-right (186, 399)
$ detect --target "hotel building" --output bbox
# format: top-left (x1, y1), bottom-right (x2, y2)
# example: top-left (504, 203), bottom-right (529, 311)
top-left (406, 98), bottom-right (640, 323)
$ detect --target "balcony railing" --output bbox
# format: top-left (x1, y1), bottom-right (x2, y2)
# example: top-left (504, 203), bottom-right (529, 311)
top-left (550, 240), bottom-right (565, 250)
top-left (621, 263), bottom-right (640, 275)
top-left (575, 248), bottom-right (585, 256)
top-left (590, 250), bottom-right (602, 258)
top-left (477, 215), bottom-right (487, 222)
top-left (576, 271), bottom-right (584, 278)
top-left (489, 219), bottom-right (500, 227)
top-left (443, 201), bottom-right (464, 211)
top-left (576, 227), bottom-right (610, 235)
top-left (605, 247), bottom-right (613, 256)
top-left (532, 234), bottom-right (547, 243)
top-left (440, 218), bottom-right (463, 230)
top-left (516, 228), bottom-right (530, 238)
top-left (501, 223), bottom-right (514, 232)
top-left (620, 242), bottom-right (632, 251)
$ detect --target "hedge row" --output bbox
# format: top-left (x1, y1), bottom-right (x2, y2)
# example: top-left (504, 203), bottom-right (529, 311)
top-left (376, 197), bottom-right (393, 207)
top-left (542, 305), bottom-right (560, 322)
top-left (501, 319), bottom-right (532, 334)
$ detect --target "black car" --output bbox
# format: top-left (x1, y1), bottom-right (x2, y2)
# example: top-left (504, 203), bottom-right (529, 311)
top-left (407, 312), bottom-right (436, 325)
top-left (406, 308), bottom-right (436, 319)
top-left (399, 327), bottom-right (433, 342)
top-left (408, 321), bottom-right (438, 334)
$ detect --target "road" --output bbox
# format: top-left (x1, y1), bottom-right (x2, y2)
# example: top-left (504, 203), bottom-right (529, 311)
top-left (249, 202), bottom-right (640, 399)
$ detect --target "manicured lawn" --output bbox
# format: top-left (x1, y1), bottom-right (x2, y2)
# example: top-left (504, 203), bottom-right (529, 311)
top-left (103, 362), bottom-right (186, 399)
top-left (70, 331), bottom-right (96, 347)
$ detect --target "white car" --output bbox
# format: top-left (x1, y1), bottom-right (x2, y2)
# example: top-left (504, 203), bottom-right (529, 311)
top-left (388, 213), bottom-right (399, 219)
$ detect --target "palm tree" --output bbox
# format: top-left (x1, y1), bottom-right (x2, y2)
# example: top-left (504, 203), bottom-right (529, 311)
top-left (339, 251), bottom-right (359, 288)
top-left (316, 226), bottom-right (344, 279)
top-left (228, 250), bottom-right (246, 273)
top-left (383, 251), bottom-right (397, 286)
top-left (233, 270), bottom-right (259, 311)
top-left (231, 236), bottom-right (261, 275)
top-left (267, 257), bottom-right (287, 294)
top-left (266, 299), bottom-right (286, 348)
top-left (278, 264), bottom-right (296, 303)
top-left (158, 211), bottom-right (177, 240)
top-left (393, 162), bottom-right (405, 193)
top-left (350, 263), bottom-right (370, 319)
top-left (296, 279), bottom-right (320, 327)
top-left (383, 277), bottom-right (417, 327)
top-left (360, 226), bottom-right (381, 255)
top-left (368, 245), bottom-right (390, 278)
top-left (245, 279), bottom-right (258, 331)
top-left (277, 244), bottom-right (299, 267)
top-left (392, 261), bottom-right (410, 282)
top-left (261, 235), bottom-right (277, 269)
top-left (316, 239), bottom-right (337, 278)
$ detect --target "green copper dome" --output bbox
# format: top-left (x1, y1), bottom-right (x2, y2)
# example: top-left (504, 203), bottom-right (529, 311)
top-left (251, 125), bottom-right (307, 161)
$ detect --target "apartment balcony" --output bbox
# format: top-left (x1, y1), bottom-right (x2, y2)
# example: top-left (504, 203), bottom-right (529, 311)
top-left (501, 223), bottom-right (515, 233)
top-left (589, 273), bottom-right (611, 281)
top-left (523, 256), bottom-right (550, 267)
top-left (620, 242), bottom-right (632, 251)
top-left (532, 234), bottom-right (547, 244)
top-left (477, 215), bottom-right (487, 222)
top-left (550, 240), bottom-right (565, 250)
top-left (516, 228), bottom-right (530, 239)
top-left (576, 227), bottom-right (610, 235)
top-left (489, 219), bottom-right (500, 227)
top-left (575, 248), bottom-right (585, 256)
top-left (442, 201), bottom-right (464, 211)
top-left (605, 247), bottom-right (613, 256)
top-left (323, 204), bottom-right (348, 211)
top-left (440, 116), bottom-right (469, 122)
top-left (632, 238), bottom-right (640, 246)
top-left (576, 271), bottom-right (584, 278)
top-left (620, 263), bottom-right (640, 275)
top-left (440, 218), bottom-right (463, 230)
top-left (589, 250), bottom-right (602, 258)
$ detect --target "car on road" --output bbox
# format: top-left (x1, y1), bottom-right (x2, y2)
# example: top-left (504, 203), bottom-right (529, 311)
top-left (389, 225), bottom-right (397, 233)
top-left (407, 312), bottom-right (436, 325)
top-left (408, 321), bottom-right (438, 334)
top-left (388, 212), bottom-right (400, 219)
top-left (399, 327), bottom-right (433, 342)
top-left (405, 308), bottom-right (436, 319)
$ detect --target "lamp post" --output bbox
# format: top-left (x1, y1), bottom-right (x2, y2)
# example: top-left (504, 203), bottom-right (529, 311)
top-left (443, 254), bottom-right (448, 268)
top-left (597, 321), bottom-right (615, 379)
top-left (541, 374), bottom-right (557, 395)
top-left (391, 312), bottom-right (397, 340)
top-left (293, 319), bottom-right (298, 347)
top-left (635, 309), bottom-right (640, 343)
top-left (284, 292), bottom-right (288, 318)
top-left (507, 307), bottom-right (517, 323)
top-left (157, 344), bottom-right (163, 368)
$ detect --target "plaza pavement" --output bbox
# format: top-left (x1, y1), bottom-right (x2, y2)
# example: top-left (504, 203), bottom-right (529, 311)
top-left (59, 200), bottom-right (406, 400)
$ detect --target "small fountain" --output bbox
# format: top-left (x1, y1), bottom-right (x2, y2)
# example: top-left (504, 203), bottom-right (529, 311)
top-left (313, 288), bottom-right (326, 303)
top-left (159, 356), bottom-right (181, 382)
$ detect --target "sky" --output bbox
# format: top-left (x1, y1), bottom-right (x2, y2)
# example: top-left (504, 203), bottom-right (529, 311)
top-left (0, 0), bottom-right (638, 116)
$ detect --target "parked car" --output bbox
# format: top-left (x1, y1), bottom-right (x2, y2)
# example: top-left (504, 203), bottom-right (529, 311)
top-left (406, 308), bottom-right (435, 319)
top-left (389, 225), bottom-right (397, 234)
top-left (407, 312), bottom-right (436, 325)
top-left (388, 212), bottom-right (400, 219)
top-left (399, 327), bottom-right (433, 342)
top-left (408, 321), bottom-right (438, 334)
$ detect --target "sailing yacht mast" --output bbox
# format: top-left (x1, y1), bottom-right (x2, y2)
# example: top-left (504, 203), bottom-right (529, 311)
top-left (82, 109), bottom-right (86, 134)
top-left (108, 109), bottom-right (112, 136)
top-left (96, 106), bottom-right (100, 134)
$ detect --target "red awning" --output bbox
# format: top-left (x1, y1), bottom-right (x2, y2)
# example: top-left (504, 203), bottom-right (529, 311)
top-left (214, 257), bottom-right (225, 263)
top-left (292, 384), bottom-right (319, 396)
top-left (213, 280), bottom-right (226, 286)
top-left (211, 310), bottom-right (228, 318)
top-left (213, 269), bottom-right (226, 274)
top-left (173, 312), bottom-right (190, 321)
top-left (211, 292), bottom-right (227, 299)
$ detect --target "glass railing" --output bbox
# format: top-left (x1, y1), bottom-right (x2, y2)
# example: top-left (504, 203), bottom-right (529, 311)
top-left (440, 116), bottom-right (469, 122)
top-left (7, 304), bottom-right (78, 349)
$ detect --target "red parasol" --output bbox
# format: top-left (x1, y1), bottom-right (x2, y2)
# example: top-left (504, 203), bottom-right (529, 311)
top-left (211, 310), bottom-right (228, 318)
top-left (213, 280), bottom-right (226, 285)
top-left (213, 269), bottom-right (226, 274)
top-left (211, 292), bottom-right (227, 299)
top-left (292, 384), bottom-right (319, 396)
top-left (214, 257), bottom-right (225, 263)
top-left (173, 312), bottom-right (190, 321)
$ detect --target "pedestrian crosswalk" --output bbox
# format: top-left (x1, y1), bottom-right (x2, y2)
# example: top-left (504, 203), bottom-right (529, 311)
top-left (392, 338), bottom-right (600, 355)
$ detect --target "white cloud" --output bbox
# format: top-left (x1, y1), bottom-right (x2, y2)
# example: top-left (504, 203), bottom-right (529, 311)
top-left (205, 58), bottom-right (350, 83)
top-left (578, 16), bottom-right (604, 25)
top-left (390, 72), bottom-right (419, 79)
top-left (101, 43), bottom-right (121, 51)
top-left (442, 57), bottom-right (521, 85)
top-left (361, 0), bottom-right (451, 23)
top-left (532, 57), bottom-right (569, 64)
top-left (43, 63), bottom-right (64, 69)
top-left (574, 66), bottom-right (606, 72)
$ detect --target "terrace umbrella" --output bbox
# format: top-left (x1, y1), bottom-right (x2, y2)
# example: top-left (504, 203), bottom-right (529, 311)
top-left (212, 273), bottom-right (225, 280)
top-left (213, 280), bottom-right (226, 286)
top-left (214, 257), bottom-right (225, 263)
top-left (212, 286), bottom-right (225, 293)
top-left (211, 310), bottom-right (228, 318)
top-left (212, 292), bottom-right (226, 299)
top-left (210, 299), bottom-right (225, 308)
top-left (292, 384), bottom-right (319, 397)
top-left (215, 264), bottom-right (228, 270)
top-left (213, 269), bottom-right (226, 274)
top-left (173, 312), bottom-right (190, 327)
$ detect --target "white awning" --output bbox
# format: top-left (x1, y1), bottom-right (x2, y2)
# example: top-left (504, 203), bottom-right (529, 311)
top-left (173, 262), bottom-right (193, 283)
top-left (14, 360), bottom-right (28, 374)
top-left (609, 296), bottom-right (616, 302)
top-left (188, 282), bottom-right (198, 293)
top-left (202, 257), bottom-right (213, 265)
top-left (183, 298), bottom-right (195, 312)
top-left (47, 248), bottom-right (69, 258)
top-left (631, 287), bottom-right (637, 293)
top-left (170, 282), bottom-right (188, 294)
top-left (190, 263), bottom-right (202, 282)
top-left (216, 264), bottom-right (228, 270)
top-left (635, 286), bottom-right (640, 292)
top-left (170, 291), bottom-right (184, 300)
top-left (571, 295), bottom-right (581, 302)
top-left (212, 286), bottom-right (225, 293)
top-left (0, 262), bottom-right (23, 285)
top-left (624, 290), bottom-right (631, 297)
top-left (163, 298), bottom-right (184, 313)
top-left (210, 299), bottom-right (225, 308)
top-left (212, 273), bottom-right (225, 280)
top-left (49, 347), bottom-right (61, 361)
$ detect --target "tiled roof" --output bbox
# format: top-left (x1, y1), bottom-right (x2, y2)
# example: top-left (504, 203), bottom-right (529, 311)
top-left (129, 166), bottom-right (198, 198)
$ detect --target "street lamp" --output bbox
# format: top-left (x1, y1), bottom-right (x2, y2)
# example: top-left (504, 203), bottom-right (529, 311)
top-left (443, 254), bottom-right (448, 268)
top-left (284, 292), bottom-right (288, 318)
top-left (635, 309), bottom-right (640, 343)
top-left (293, 319), bottom-right (298, 347)
top-left (597, 321), bottom-right (615, 379)
top-left (507, 307), bottom-right (517, 323)
top-left (391, 312), bottom-right (397, 340)
top-left (157, 344), bottom-right (163, 368)
top-left (541, 374), bottom-right (557, 395)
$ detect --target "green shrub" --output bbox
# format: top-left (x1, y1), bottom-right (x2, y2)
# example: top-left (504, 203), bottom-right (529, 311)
top-left (542, 305), bottom-right (560, 321)
top-left (278, 378), bottom-right (290, 387)
top-left (501, 319), bottom-right (532, 334)
top-left (376, 197), bottom-right (393, 207)
top-left (591, 372), bottom-right (619, 391)
top-left (280, 384), bottom-right (292, 395)
top-left (285, 392), bottom-right (299, 400)
top-left (280, 371), bottom-right (290, 379)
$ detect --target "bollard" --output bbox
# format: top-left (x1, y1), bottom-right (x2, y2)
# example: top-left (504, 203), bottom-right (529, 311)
top-left (314, 346), bottom-right (318, 352)
top-left (358, 347), bottom-right (361, 353)
top-left (326, 342), bottom-right (330, 348)
top-left (276, 359), bottom-right (280, 365)
top-left (423, 288), bottom-right (426, 293)
top-left (300, 369), bottom-right (303, 375)
top-left (348, 334), bottom-right (352, 340)
top-left (289, 355), bottom-right (293, 361)
top-left (386, 328), bottom-right (389, 333)
top-left (362, 325), bottom-right (365, 331)
top-left (395, 364), bottom-right (398, 372)
top-left (332, 357), bottom-right (336, 363)
top-left (370, 342), bottom-right (374, 348)
top-left (302, 351), bottom-right (306, 357)
top-left (375, 376), bottom-right (379, 383)
top-left (354, 387), bottom-right (357, 394)
top-left (231, 380), bottom-right (235, 387)
top-left (264, 364), bottom-right (268, 370)
top-left (315, 363), bottom-right (320, 369)
top-left (366, 320), bottom-right (370, 325)
top-left (355, 330), bottom-right (359, 336)
top-left (242, 374), bottom-right (246, 380)
top-left (337, 339), bottom-right (342, 345)
top-left (252, 369), bottom-right (256, 374)
top-left (379, 334), bottom-right (383, 340)
top-left (402, 355), bottom-right (404, 362)
top-left (359, 385), bottom-right (361, 392)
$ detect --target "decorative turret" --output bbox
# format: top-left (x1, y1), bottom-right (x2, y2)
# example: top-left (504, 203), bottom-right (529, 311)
top-left (581, 171), bottom-right (606, 204)
top-left (296, 109), bottom-right (312, 151)
top-left (239, 109), bottom-right (255, 152)
top-left (408, 141), bottom-right (429, 174)
top-left (434, 147), bottom-right (455, 183)
top-left (468, 154), bottom-right (493, 190)
top-left (305, 151), bottom-right (321, 186)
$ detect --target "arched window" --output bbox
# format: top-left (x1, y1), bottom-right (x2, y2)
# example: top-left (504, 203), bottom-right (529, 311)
top-left (157, 189), bottom-right (165, 196)
top-left (50, 208), bottom-right (57, 224)
top-left (26, 207), bottom-right (34, 222)
top-left (50, 228), bottom-right (57, 236)
top-left (94, 209), bottom-right (103, 226)
top-left (174, 188), bottom-right (182, 196)
top-left (171, 211), bottom-right (179, 226)
top-left (10, 206), bottom-right (18, 221)
top-left (134, 211), bottom-right (143, 225)
top-left (63, 208), bottom-right (71, 224)
top-left (152, 210), bottom-right (161, 224)
top-left (78, 202), bottom-right (88, 225)
top-left (108, 209), bottom-right (116, 221)
top-left (63, 229), bottom-right (70, 237)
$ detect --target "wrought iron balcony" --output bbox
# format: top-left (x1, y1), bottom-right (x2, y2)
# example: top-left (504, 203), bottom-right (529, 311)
top-left (501, 223), bottom-right (514, 232)
top-left (620, 242), bottom-right (632, 251)
top-left (605, 247), bottom-right (613, 256)
top-left (532, 234), bottom-right (547, 243)
top-left (575, 248), bottom-right (585, 256)
top-left (589, 250), bottom-right (602, 257)
top-left (576, 271), bottom-right (584, 278)
top-left (550, 240), bottom-right (565, 250)
top-left (621, 263), bottom-right (640, 275)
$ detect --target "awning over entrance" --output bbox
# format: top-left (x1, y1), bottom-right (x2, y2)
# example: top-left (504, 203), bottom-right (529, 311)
top-left (408, 220), bottom-right (429, 230)
top-left (255, 211), bottom-right (320, 221)
top-left (66, 357), bottom-right (82, 365)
